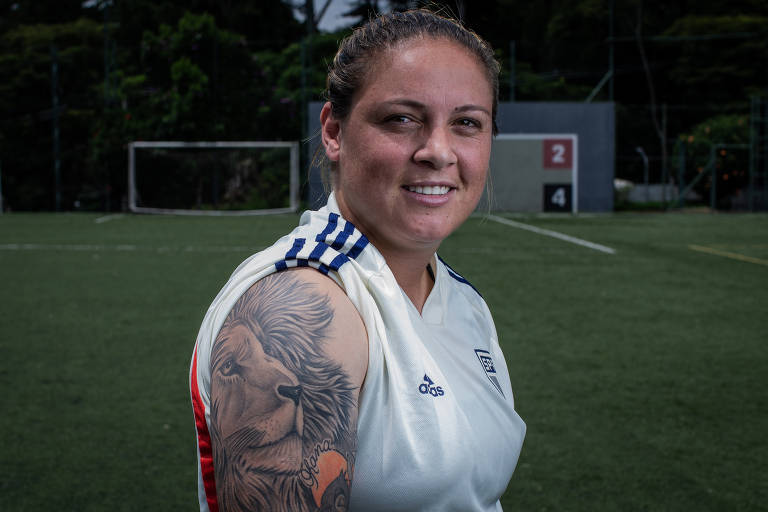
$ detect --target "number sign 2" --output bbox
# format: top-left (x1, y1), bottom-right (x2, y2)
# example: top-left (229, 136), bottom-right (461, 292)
top-left (543, 139), bottom-right (573, 169)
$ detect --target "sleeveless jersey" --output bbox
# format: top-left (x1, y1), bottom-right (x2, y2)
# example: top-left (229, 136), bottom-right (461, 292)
top-left (190, 194), bottom-right (526, 511)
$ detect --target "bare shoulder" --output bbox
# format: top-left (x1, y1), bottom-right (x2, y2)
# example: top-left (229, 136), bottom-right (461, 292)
top-left (209, 268), bottom-right (367, 512)
top-left (285, 267), bottom-right (368, 385)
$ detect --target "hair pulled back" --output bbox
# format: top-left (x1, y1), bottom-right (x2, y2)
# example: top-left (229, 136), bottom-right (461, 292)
top-left (325, 9), bottom-right (500, 134)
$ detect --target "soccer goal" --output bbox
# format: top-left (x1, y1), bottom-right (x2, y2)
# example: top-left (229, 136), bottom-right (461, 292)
top-left (128, 141), bottom-right (300, 215)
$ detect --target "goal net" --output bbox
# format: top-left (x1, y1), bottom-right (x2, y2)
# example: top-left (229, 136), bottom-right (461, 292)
top-left (127, 141), bottom-right (300, 215)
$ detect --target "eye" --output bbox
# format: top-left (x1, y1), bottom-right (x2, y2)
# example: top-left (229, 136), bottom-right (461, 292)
top-left (386, 114), bottom-right (413, 125)
top-left (456, 117), bottom-right (481, 130)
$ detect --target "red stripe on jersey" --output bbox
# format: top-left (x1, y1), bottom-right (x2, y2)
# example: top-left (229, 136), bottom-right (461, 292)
top-left (191, 345), bottom-right (219, 512)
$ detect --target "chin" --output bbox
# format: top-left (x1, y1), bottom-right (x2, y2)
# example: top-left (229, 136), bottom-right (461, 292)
top-left (403, 222), bottom-right (458, 247)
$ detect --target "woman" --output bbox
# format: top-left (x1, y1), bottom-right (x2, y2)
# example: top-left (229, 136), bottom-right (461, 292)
top-left (190, 9), bottom-right (525, 512)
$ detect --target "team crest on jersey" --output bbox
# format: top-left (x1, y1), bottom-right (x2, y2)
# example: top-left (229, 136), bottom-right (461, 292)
top-left (475, 349), bottom-right (505, 398)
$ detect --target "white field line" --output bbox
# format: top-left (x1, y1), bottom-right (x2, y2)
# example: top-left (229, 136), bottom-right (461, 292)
top-left (94, 214), bottom-right (125, 224)
top-left (485, 215), bottom-right (616, 255)
top-left (0, 243), bottom-right (260, 253)
top-left (689, 244), bottom-right (768, 267)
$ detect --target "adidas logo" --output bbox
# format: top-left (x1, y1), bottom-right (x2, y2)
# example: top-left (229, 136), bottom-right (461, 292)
top-left (418, 374), bottom-right (445, 397)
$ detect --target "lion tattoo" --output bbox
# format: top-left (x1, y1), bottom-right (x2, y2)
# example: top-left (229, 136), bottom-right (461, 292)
top-left (209, 272), bottom-right (357, 511)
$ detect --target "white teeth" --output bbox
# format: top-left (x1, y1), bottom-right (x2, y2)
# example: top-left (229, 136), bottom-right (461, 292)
top-left (407, 185), bottom-right (450, 195)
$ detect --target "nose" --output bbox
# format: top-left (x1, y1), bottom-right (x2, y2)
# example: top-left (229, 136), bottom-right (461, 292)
top-left (413, 126), bottom-right (457, 170)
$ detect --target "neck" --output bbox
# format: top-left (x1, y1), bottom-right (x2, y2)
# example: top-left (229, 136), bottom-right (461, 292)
top-left (377, 245), bottom-right (436, 314)
top-left (329, 192), bottom-right (437, 312)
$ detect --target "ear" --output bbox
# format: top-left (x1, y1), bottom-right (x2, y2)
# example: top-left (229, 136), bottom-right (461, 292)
top-left (320, 102), bottom-right (341, 162)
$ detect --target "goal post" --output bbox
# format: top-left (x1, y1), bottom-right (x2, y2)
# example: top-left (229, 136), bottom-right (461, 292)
top-left (128, 141), bottom-right (300, 216)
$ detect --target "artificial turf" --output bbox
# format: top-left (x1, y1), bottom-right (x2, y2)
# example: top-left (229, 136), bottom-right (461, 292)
top-left (0, 211), bottom-right (765, 510)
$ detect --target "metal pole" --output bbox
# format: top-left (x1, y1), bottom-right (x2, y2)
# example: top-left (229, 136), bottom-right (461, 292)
top-left (661, 103), bottom-right (667, 204)
top-left (509, 40), bottom-right (516, 102)
top-left (51, 44), bottom-right (61, 212)
top-left (103, 2), bottom-right (109, 106)
top-left (128, 142), bottom-right (136, 211)
top-left (290, 142), bottom-right (299, 212)
top-left (710, 144), bottom-right (717, 210)
top-left (301, 0), bottom-right (314, 204)
top-left (763, 97), bottom-right (768, 209)
top-left (636, 147), bottom-right (649, 202)
top-left (749, 95), bottom-right (757, 211)
top-left (0, 159), bottom-right (3, 214)
top-left (300, 37), bottom-right (308, 202)
top-left (609, 0), bottom-right (614, 101)
top-left (305, 0), bottom-right (315, 34)
top-left (677, 139), bottom-right (686, 207)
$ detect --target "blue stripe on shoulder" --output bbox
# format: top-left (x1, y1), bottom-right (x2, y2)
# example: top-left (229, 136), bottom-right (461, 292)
top-left (437, 255), bottom-right (482, 297)
top-left (329, 253), bottom-right (349, 271)
top-left (273, 216), bottom-right (369, 275)
top-left (274, 238), bottom-right (305, 271)
top-left (315, 213), bottom-right (339, 243)
top-left (346, 234), bottom-right (369, 260)
top-left (308, 242), bottom-right (328, 261)
top-left (331, 220), bottom-right (356, 250)
top-left (286, 238), bottom-right (306, 259)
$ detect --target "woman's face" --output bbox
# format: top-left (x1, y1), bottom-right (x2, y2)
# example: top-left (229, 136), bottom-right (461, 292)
top-left (321, 37), bottom-right (493, 256)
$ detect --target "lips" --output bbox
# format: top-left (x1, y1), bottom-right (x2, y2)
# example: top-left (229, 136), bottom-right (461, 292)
top-left (404, 185), bottom-right (452, 195)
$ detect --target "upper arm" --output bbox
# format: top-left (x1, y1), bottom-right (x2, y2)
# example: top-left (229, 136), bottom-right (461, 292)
top-left (209, 268), bottom-right (367, 512)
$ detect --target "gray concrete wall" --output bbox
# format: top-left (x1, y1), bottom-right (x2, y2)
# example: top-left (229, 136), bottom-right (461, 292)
top-left (306, 101), bottom-right (615, 212)
top-left (496, 102), bottom-right (615, 212)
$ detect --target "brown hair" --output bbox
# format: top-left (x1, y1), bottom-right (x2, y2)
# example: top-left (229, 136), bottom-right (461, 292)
top-left (325, 8), bottom-right (500, 134)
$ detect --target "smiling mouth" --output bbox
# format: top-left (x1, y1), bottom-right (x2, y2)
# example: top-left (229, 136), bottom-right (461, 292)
top-left (404, 185), bottom-right (452, 195)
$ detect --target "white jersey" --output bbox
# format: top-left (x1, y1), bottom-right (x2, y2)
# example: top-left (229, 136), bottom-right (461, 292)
top-left (190, 193), bottom-right (526, 512)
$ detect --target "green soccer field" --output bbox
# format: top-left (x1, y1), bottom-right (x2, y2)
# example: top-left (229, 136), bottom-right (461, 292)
top-left (1, 211), bottom-right (766, 511)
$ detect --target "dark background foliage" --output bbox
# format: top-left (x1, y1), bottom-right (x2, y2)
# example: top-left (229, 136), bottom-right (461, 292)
top-left (0, 0), bottom-right (766, 211)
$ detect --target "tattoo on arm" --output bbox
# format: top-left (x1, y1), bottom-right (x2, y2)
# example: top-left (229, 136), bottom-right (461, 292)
top-left (210, 272), bottom-right (358, 512)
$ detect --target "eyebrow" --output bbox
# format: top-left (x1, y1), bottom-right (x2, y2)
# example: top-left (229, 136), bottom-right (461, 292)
top-left (381, 99), bottom-right (491, 117)
top-left (380, 99), bottom-right (426, 111)
top-left (453, 104), bottom-right (492, 117)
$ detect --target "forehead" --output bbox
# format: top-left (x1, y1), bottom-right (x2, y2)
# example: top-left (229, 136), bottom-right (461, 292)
top-left (354, 36), bottom-right (493, 105)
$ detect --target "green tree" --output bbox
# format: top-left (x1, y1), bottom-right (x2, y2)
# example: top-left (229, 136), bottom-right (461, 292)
top-left (682, 114), bottom-right (751, 207)
top-left (138, 12), bottom-right (241, 138)
top-left (107, 0), bottom-right (303, 54)
top-left (0, 18), bottom-right (104, 210)
top-left (664, 15), bottom-right (768, 104)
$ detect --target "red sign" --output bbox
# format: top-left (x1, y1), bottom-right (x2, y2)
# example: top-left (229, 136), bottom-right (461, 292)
top-left (543, 139), bottom-right (573, 169)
